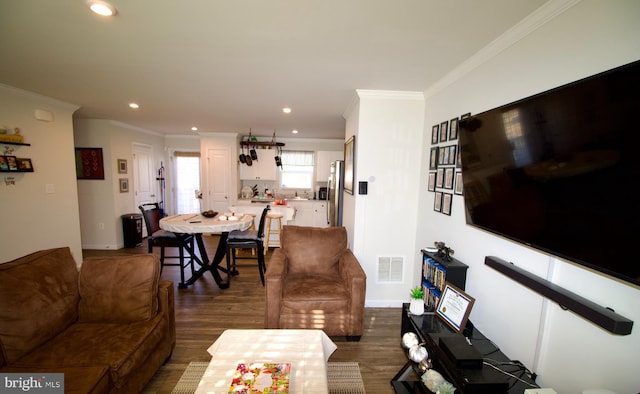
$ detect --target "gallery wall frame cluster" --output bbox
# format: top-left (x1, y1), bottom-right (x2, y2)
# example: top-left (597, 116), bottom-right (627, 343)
top-left (428, 113), bottom-right (469, 215)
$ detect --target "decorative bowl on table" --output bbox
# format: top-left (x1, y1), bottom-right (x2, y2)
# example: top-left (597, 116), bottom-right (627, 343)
top-left (201, 210), bottom-right (218, 218)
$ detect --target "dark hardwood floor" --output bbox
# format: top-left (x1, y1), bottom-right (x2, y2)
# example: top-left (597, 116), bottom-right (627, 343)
top-left (83, 235), bottom-right (410, 393)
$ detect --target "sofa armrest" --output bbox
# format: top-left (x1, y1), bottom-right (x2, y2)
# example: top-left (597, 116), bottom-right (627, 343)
top-left (264, 248), bottom-right (286, 328)
top-left (158, 280), bottom-right (176, 351)
top-left (340, 250), bottom-right (367, 332)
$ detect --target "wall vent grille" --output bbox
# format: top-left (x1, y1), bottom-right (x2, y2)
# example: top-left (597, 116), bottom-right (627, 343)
top-left (377, 256), bottom-right (404, 283)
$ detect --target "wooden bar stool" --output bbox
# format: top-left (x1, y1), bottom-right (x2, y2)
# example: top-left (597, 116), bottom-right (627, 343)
top-left (264, 212), bottom-right (283, 248)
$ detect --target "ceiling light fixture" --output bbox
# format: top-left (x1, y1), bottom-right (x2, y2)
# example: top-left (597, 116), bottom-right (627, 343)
top-left (191, 127), bottom-right (198, 131)
top-left (128, 103), bottom-right (139, 109)
top-left (87, 0), bottom-right (118, 16)
top-left (292, 130), bottom-right (298, 134)
top-left (282, 107), bottom-right (292, 114)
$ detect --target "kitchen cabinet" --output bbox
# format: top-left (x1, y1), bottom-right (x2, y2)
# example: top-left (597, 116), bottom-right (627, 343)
top-left (315, 150), bottom-right (343, 182)
top-left (289, 201), bottom-right (329, 228)
top-left (239, 149), bottom-right (278, 180)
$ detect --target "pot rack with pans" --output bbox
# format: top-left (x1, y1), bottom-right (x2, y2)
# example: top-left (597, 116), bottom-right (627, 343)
top-left (239, 131), bottom-right (285, 167)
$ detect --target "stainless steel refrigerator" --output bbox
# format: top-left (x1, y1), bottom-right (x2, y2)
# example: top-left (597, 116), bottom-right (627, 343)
top-left (327, 160), bottom-right (344, 227)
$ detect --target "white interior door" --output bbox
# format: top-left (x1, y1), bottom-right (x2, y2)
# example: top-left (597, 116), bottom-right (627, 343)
top-left (133, 143), bottom-right (156, 236)
top-left (206, 147), bottom-right (230, 213)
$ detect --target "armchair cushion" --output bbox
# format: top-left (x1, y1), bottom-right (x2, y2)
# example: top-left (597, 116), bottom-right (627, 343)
top-left (78, 255), bottom-right (160, 323)
top-left (282, 226), bottom-right (347, 276)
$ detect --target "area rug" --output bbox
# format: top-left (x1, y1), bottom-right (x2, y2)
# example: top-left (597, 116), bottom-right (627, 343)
top-left (171, 361), bottom-right (365, 394)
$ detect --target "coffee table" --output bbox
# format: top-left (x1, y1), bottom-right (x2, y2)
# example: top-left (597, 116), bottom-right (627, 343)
top-left (195, 329), bottom-right (337, 393)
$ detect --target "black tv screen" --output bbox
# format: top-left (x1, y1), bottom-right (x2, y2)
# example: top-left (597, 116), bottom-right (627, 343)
top-left (458, 59), bottom-right (640, 288)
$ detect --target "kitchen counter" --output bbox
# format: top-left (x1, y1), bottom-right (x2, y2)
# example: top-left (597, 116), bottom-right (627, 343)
top-left (230, 203), bottom-right (296, 222)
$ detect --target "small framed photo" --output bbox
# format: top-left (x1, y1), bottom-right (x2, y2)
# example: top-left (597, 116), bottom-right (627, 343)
top-left (436, 168), bottom-right (444, 188)
top-left (448, 145), bottom-right (457, 166)
top-left (440, 146), bottom-right (449, 165)
top-left (456, 144), bottom-right (462, 168)
top-left (431, 125), bottom-right (440, 144)
top-left (454, 172), bottom-right (464, 195)
top-left (0, 156), bottom-right (8, 171)
top-left (444, 168), bottom-right (454, 190)
top-left (435, 283), bottom-right (475, 333)
top-left (117, 159), bottom-right (127, 174)
top-left (5, 156), bottom-right (18, 171)
top-left (16, 158), bottom-right (33, 172)
top-left (439, 121), bottom-right (449, 142)
top-left (119, 178), bottom-right (129, 193)
top-left (449, 117), bottom-right (459, 140)
top-left (429, 147), bottom-right (439, 170)
top-left (434, 191), bottom-right (442, 212)
top-left (460, 112), bottom-right (471, 120)
top-left (442, 193), bottom-right (452, 215)
top-left (428, 172), bottom-right (436, 192)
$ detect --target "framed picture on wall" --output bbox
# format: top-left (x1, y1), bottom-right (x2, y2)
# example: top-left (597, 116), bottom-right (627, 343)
top-left (429, 147), bottom-right (438, 170)
top-left (434, 191), bottom-right (442, 212)
top-left (119, 178), bottom-right (129, 193)
top-left (449, 117), bottom-right (459, 140)
top-left (442, 193), bottom-right (452, 215)
top-left (454, 172), bottom-right (464, 195)
top-left (118, 159), bottom-right (127, 174)
top-left (344, 135), bottom-right (355, 194)
top-left (444, 168), bottom-right (454, 189)
top-left (75, 147), bottom-right (105, 180)
top-left (428, 172), bottom-right (436, 192)
top-left (439, 121), bottom-right (449, 142)
top-left (431, 125), bottom-right (440, 144)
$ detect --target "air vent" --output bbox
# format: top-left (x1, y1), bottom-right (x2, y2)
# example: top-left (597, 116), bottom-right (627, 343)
top-left (377, 256), bottom-right (403, 283)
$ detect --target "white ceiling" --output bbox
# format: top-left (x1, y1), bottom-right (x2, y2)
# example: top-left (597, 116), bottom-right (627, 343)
top-left (0, 0), bottom-right (547, 140)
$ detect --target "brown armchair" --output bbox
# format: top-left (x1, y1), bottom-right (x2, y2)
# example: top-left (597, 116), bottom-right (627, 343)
top-left (264, 225), bottom-right (366, 341)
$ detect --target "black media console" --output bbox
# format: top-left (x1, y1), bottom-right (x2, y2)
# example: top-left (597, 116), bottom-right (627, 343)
top-left (391, 304), bottom-right (539, 393)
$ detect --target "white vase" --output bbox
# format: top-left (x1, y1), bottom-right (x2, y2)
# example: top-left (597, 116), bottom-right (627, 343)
top-left (409, 299), bottom-right (424, 315)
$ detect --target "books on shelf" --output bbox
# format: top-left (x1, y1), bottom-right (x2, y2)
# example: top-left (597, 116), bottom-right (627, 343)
top-left (229, 362), bottom-right (291, 393)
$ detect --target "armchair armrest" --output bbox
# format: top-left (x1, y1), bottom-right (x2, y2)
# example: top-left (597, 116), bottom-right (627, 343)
top-left (264, 248), bottom-right (286, 328)
top-left (340, 250), bottom-right (367, 333)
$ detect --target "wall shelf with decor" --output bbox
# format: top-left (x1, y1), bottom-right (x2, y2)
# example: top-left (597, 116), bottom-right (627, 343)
top-left (1, 135), bottom-right (34, 173)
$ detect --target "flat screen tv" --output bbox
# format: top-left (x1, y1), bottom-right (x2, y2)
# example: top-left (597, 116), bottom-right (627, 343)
top-left (458, 59), bottom-right (640, 288)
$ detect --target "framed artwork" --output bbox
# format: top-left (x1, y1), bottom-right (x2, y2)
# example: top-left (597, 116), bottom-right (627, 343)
top-left (16, 158), bottom-right (33, 172)
top-left (442, 193), bottom-right (452, 215)
top-left (117, 159), bottom-right (127, 174)
top-left (439, 121), bottom-right (449, 142)
top-left (119, 178), bottom-right (129, 193)
top-left (428, 172), bottom-right (436, 192)
top-left (434, 191), bottom-right (442, 212)
top-left (448, 145), bottom-right (457, 166)
top-left (6, 156), bottom-right (18, 171)
top-left (440, 146), bottom-right (449, 165)
top-left (344, 135), bottom-right (355, 195)
top-left (456, 144), bottom-right (462, 168)
top-left (449, 117), bottom-right (459, 140)
top-left (444, 168), bottom-right (454, 190)
top-left (0, 156), bottom-right (7, 171)
top-left (429, 147), bottom-right (438, 170)
top-left (436, 168), bottom-right (444, 188)
top-left (435, 283), bottom-right (475, 333)
top-left (454, 172), bottom-right (464, 195)
top-left (460, 112), bottom-right (471, 120)
top-left (75, 148), bottom-right (105, 180)
top-left (431, 125), bottom-right (440, 144)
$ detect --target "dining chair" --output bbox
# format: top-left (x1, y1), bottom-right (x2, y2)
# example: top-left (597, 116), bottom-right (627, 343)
top-left (225, 205), bottom-right (270, 285)
top-left (138, 203), bottom-right (195, 288)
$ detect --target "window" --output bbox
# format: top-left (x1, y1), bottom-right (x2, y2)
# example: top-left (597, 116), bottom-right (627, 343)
top-left (173, 151), bottom-right (201, 214)
top-left (279, 151), bottom-right (314, 189)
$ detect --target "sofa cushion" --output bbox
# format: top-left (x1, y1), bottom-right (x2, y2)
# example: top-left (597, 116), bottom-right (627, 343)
top-left (78, 254), bottom-right (160, 323)
top-left (281, 226), bottom-right (347, 276)
top-left (0, 247), bottom-right (79, 364)
top-left (11, 315), bottom-right (167, 389)
top-left (282, 274), bottom-right (349, 313)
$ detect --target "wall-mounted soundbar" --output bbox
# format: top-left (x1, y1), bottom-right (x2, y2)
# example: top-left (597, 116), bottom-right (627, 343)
top-left (485, 256), bottom-right (633, 335)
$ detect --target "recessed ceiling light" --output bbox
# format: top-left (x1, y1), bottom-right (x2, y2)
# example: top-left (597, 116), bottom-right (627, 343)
top-left (282, 107), bottom-right (292, 114)
top-left (292, 130), bottom-right (298, 134)
top-left (87, 0), bottom-right (117, 16)
top-left (128, 103), bottom-right (139, 109)
top-left (191, 127), bottom-right (198, 131)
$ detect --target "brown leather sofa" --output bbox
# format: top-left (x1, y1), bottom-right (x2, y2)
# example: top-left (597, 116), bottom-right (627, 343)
top-left (0, 247), bottom-right (175, 394)
top-left (264, 226), bottom-right (366, 340)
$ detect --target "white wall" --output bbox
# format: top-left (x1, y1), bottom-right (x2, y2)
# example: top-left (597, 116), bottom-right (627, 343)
top-left (417, 1), bottom-right (640, 392)
top-left (344, 90), bottom-right (425, 306)
top-left (0, 85), bottom-right (82, 265)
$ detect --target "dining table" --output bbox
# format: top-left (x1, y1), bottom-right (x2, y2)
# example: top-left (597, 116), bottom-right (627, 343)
top-left (159, 212), bottom-right (254, 289)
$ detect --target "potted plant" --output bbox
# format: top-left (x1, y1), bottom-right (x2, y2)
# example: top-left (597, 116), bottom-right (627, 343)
top-left (409, 286), bottom-right (425, 315)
